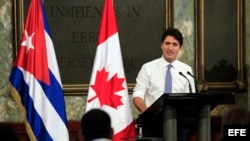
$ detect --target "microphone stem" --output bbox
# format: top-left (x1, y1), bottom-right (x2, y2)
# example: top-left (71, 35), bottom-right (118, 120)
top-left (189, 83), bottom-right (192, 93)
top-left (179, 72), bottom-right (193, 93)
top-left (194, 80), bottom-right (198, 93)
top-left (187, 72), bottom-right (198, 93)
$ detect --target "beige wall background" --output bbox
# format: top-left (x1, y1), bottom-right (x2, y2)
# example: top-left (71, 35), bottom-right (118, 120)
top-left (0, 0), bottom-right (249, 122)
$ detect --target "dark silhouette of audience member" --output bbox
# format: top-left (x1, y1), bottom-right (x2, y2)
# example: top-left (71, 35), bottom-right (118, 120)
top-left (222, 106), bottom-right (250, 125)
top-left (0, 123), bottom-right (19, 141)
top-left (81, 109), bottom-right (113, 141)
top-left (220, 106), bottom-right (250, 141)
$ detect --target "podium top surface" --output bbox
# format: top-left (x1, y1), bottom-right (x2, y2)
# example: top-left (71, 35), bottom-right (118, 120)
top-left (155, 92), bottom-right (234, 104)
top-left (138, 93), bottom-right (235, 119)
top-left (164, 93), bottom-right (235, 104)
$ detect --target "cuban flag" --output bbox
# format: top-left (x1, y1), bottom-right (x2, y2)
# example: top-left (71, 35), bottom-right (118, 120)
top-left (85, 0), bottom-right (136, 140)
top-left (9, 0), bottom-right (69, 140)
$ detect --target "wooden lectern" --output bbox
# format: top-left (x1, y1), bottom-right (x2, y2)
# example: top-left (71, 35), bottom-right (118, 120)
top-left (135, 93), bottom-right (235, 141)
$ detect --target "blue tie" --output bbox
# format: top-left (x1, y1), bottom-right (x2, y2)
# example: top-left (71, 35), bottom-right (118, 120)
top-left (165, 64), bottom-right (172, 93)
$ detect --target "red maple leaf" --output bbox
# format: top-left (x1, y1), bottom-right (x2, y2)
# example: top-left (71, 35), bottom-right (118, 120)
top-left (88, 68), bottom-right (125, 109)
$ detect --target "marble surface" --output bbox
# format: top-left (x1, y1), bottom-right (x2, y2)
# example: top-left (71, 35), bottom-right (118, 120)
top-left (174, 0), bottom-right (195, 69)
top-left (0, 0), bottom-right (17, 121)
top-left (0, 0), bottom-right (250, 122)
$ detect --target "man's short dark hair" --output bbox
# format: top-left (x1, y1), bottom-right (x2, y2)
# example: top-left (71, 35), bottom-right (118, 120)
top-left (81, 109), bottom-right (112, 141)
top-left (161, 27), bottom-right (183, 46)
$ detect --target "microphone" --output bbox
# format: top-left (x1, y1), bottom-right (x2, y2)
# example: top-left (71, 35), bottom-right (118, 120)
top-left (179, 72), bottom-right (192, 93)
top-left (187, 71), bottom-right (194, 77)
top-left (187, 71), bottom-right (198, 93)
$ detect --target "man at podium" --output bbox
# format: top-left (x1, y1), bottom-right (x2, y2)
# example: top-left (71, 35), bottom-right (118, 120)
top-left (132, 28), bottom-right (196, 113)
top-left (132, 28), bottom-right (196, 141)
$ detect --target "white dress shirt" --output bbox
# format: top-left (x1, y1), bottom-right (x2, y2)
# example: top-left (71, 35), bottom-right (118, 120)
top-left (132, 56), bottom-right (196, 108)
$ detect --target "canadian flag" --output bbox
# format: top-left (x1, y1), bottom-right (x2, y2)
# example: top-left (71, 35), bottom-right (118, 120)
top-left (85, 0), bottom-right (135, 140)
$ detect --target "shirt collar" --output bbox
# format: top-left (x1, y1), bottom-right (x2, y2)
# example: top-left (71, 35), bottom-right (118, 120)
top-left (160, 56), bottom-right (177, 68)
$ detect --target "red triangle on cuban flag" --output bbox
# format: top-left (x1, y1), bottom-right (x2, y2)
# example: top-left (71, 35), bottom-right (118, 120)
top-left (14, 2), bottom-right (50, 85)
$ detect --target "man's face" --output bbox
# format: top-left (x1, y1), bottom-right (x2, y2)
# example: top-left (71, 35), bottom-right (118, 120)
top-left (161, 35), bottom-right (181, 63)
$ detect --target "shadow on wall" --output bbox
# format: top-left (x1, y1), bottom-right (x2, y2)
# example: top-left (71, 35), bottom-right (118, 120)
top-left (205, 59), bottom-right (237, 82)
